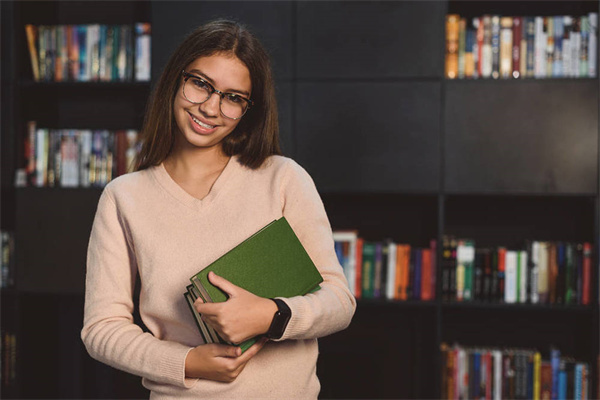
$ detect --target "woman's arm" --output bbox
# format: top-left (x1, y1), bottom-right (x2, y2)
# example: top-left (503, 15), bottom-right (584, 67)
top-left (275, 160), bottom-right (357, 341)
top-left (81, 188), bottom-right (199, 388)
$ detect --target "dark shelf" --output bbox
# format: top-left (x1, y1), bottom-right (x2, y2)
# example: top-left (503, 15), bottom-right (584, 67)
top-left (357, 298), bottom-right (437, 308)
top-left (442, 301), bottom-right (595, 313)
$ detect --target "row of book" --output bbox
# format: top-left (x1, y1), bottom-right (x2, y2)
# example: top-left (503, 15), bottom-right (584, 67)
top-left (445, 14), bottom-right (598, 79)
top-left (24, 23), bottom-right (151, 82)
top-left (15, 122), bottom-right (140, 188)
top-left (441, 343), bottom-right (591, 400)
top-left (0, 331), bottom-right (17, 388)
top-left (442, 237), bottom-right (593, 305)
top-left (333, 231), bottom-right (436, 301)
top-left (0, 232), bottom-right (15, 289)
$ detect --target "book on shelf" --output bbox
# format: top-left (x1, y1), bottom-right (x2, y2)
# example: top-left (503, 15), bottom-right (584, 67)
top-left (134, 23), bottom-right (151, 82)
top-left (16, 121), bottom-right (140, 188)
top-left (333, 230), bottom-right (436, 302)
top-left (442, 236), bottom-right (592, 306)
top-left (441, 343), bottom-right (591, 400)
top-left (0, 232), bottom-right (16, 289)
top-left (445, 13), bottom-right (598, 79)
top-left (187, 217), bottom-right (323, 353)
top-left (1, 331), bottom-right (17, 387)
top-left (24, 23), bottom-right (150, 82)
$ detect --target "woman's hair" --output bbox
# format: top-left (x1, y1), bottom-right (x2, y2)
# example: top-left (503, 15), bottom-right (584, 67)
top-left (134, 20), bottom-right (281, 171)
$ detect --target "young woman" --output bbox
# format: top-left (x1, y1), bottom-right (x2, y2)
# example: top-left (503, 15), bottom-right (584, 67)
top-left (81, 20), bottom-right (356, 399)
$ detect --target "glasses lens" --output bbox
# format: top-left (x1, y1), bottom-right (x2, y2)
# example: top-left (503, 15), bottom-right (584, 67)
top-left (183, 77), bottom-right (211, 104)
top-left (221, 94), bottom-right (248, 119)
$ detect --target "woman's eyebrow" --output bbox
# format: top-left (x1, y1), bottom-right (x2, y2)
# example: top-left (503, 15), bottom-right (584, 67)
top-left (188, 69), bottom-right (250, 97)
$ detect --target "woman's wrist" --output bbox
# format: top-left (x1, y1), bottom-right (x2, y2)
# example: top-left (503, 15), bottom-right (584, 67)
top-left (259, 297), bottom-right (279, 335)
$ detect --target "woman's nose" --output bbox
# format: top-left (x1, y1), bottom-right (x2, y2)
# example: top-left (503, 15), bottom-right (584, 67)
top-left (199, 92), bottom-right (221, 117)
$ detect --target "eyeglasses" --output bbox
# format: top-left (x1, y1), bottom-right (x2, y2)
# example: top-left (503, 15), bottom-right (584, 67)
top-left (181, 70), bottom-right (253, 120)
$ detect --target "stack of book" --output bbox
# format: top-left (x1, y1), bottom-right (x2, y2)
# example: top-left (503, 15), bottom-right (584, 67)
top-left (24, 23), bottom-right (151, 82)
top-left (16, 121), bottom-right (140, 188)
top-left (441, 343), bottom-right (591, 400)
top-left (441, 237), bottom-right (592, 305)
top-left (184, 217), bottom-right (323, 352)
top-left (333, 231), bottom-right (436, 301)
top-left (445, 13), bottom-right (598, 79)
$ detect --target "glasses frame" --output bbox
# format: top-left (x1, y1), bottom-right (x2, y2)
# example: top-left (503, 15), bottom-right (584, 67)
top-left (181, 70), bottom-right (253, 120)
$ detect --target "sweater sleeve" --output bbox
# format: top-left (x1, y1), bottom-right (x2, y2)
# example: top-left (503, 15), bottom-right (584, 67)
top-left (81, 187), bottom-right (198, 389)
top-left (276, 160), bottom-right (357, 341)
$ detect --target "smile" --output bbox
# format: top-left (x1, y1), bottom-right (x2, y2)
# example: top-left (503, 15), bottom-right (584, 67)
top-left (188, 112), bottom-right (216, 129)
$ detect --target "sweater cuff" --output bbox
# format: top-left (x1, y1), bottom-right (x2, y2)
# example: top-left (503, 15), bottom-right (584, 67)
top-left (158, 343), bottom-right (199, 389)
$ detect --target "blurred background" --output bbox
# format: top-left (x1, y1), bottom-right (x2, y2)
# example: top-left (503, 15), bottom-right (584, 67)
top-left (1, 1), bottom-right (599, 399)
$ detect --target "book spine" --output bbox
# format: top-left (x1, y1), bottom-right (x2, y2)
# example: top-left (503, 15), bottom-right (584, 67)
top-left (551, 349), bottom-right (561, 400)
top-left (505, 251), bottom-right (517, 303)
top-left (519, 251), bottom-right (528, 303)
top-left (530, 241), bottom-right (540, 304)
top-left (553, 16), bottom-right (563, 77)
top-left (581, 242), bottom-right (591, 305)
top-left (512, 17), bottom-right (521, 78)
top-left (588, 13), bottom-right (598, 77)
top-left (500, 17), bottom-right (513, 78)
top-left (374, 242), bottom-right (383, 298)
top-left (546, 17), bottom-right (554, 77)
top-left (533, 352), bottom-right (541, 400)
top-left (386, 242), bottom-right (397, 300)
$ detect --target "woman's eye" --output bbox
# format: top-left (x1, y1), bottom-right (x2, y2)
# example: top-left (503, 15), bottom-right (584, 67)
top-left (226, 94), bottom-right (243, 104)
top-left (192, 79), bottom-right (210, 91)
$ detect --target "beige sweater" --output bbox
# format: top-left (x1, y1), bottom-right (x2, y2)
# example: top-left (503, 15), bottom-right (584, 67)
top-left (81, 155), bottom-right (356, 399)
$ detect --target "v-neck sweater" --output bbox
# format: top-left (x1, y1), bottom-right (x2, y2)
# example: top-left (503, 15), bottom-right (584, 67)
top-left (81, 155), bottom-right (356, 399)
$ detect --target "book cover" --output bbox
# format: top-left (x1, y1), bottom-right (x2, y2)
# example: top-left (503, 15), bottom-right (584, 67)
top-left (190, 217), bottom-right (323, 303)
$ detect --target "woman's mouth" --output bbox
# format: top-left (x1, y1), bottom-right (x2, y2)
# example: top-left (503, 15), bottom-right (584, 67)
top-left (188, 112), bottom-right (217, 134)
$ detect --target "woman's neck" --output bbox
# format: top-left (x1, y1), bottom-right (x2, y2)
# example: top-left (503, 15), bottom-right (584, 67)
top-left (164, 144), bottom-right (231, 181)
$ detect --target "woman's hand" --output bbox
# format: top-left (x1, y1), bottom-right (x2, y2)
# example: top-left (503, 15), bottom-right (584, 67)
top-left (195, 271), bottom-right (278, 344)
top-left (185, 339), bottom-right (268, 382)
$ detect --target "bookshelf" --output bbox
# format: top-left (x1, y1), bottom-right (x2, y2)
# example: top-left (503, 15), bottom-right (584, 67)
top-left (1, 0), bottom-right (598, 399)
top-left (1, 1), bottom-right (151, 398)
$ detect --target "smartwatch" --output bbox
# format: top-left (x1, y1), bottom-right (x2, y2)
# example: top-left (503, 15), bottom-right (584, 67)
top-left (266, 298), bottom-right (291, 339)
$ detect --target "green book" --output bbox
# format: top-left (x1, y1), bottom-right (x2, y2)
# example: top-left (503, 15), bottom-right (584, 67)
top-left (188, 217), bottom-right (323, 352)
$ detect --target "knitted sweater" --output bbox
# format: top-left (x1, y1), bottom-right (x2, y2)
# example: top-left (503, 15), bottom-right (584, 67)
top-left (81, 155), bottom-right (356, 399)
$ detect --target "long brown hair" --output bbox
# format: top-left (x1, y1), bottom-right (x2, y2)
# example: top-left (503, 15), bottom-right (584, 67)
top-left (134, 20), bottom-right (281, 171)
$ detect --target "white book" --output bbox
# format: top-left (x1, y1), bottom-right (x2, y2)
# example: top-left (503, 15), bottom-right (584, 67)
top-left (505, 250), bottom-right (518, 303)
top-left (61, 131), bottom-right (79, 187)
top-left (571, 30), bottom-right (581, 77)
top-left (493, 350), bottom-right (502, 400)
top-left (563, 16), bottom-right (572, 77)
top-left (386, 242), bottom-right (397, 300)
top-left (534, 17), bottom-right (546, 78)
top-left (35, 128), bottom-right (47, 187)
top-left (482, 16), bottom-right (493, 78)
top-left (589, 13), bottom-right (597, 77)
top-left (332, 231), bottom-right (358, 297)
top-left (537, 242), bottom-right (549, 303)
top-left (84, 25), bottom-right (93, 81)
top-left (530, 241), bottom-right (540, 304)
top-left (135, 23), bottom-right (151, 82)
top-left (458, 349), bottom-right (467, 400)
top-left (519, 250), bottom-right (528, 303)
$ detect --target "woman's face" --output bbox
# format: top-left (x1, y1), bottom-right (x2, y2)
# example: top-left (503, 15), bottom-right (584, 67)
top-left (173, 53), bottom-right (252, 152)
